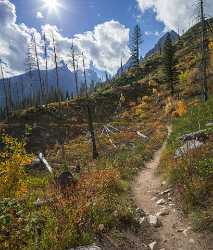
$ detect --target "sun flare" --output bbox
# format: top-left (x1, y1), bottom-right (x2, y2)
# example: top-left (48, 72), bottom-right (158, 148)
top-left (43, 0), bottom-right (59, 13)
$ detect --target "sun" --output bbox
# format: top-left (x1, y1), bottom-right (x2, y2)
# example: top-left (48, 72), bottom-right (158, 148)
top-left (42, 0), bottom-right (60, 13)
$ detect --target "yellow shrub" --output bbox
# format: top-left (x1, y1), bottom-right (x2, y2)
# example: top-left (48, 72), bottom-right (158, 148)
top-left (0, 135), bottom-right (33, 198)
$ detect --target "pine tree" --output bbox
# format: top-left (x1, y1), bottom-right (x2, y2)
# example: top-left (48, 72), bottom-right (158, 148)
top-left (162, 33), bottom-right (176, 96)
top-left (130, 24), bottom-right (142, 66)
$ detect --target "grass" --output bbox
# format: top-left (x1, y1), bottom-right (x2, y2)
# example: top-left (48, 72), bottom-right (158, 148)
top-left (0, 85), bottom-right (168, 249)
top-left (160, 96), bottom-right (213, 231)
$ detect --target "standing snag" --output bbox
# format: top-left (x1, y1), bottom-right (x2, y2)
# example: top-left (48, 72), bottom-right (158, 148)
top-left (162, 33), bottom-right (176, 96)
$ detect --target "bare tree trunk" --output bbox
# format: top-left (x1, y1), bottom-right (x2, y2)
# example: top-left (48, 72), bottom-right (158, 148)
top-left (0, 63), bottom-right (9, 121)
top-left (43, 33), bottom-right (49, 103)
top-left (32, 34), bottom-right (44, 105)
top-left (82, 52), bottom-right (98, 159)
top-left (52, 34), bottom-right (61, 106)
top-left (71, 43), bottom-right (79, 97)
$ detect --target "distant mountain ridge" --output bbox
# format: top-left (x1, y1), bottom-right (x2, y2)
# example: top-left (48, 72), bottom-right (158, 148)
top-left (116, 31), bottom-right (179, 75)
top-left (0, 64), bottom-right (99, 107)
top-left (145, 30), bottom-right (179, 58)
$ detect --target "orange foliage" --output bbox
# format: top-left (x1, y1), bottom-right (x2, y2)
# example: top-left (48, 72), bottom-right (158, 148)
top-left (176, 100), bottom-right (187, 117)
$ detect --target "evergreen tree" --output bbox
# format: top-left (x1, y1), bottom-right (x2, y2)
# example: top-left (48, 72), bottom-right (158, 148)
top-left (162, 33), bottom-right (176, 96)
top-left (130, 24), bottom-right (142, 66)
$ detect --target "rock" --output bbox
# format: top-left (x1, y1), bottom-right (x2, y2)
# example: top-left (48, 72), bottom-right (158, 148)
top-left (161, 181), bottom-right (167, 186)
top-left (56, 171), bottom-right (74, 189)
top-left (183, 227), bottom-right (192, 236)
top-left (151, 197), bottom-right (157, 201)
top-left (136, 207), bottom-right (146, 217)
top-left (149, 241), bottom-right (157, 250)
top-left (156, 208), bottom-right (170, 217)
top-left (180, 130), bottom-right (208, 142)
top-left (139, 216), bottom-right (147, 226)
top-left (177, 228), bottom-right (184, 232)
top-left (69, 245), bottom-right (101, 250)
top-left (160, 188), bottom-right (172, 195)
top-left (113, 210), bottom-right (118, 217)
top-left (26, 158), bottom-right (45, 171)
top-left (156, 199), bottom-right (166, 205)
top-left (189, 238), bottom-right (195, 244)
top-left (98, 224), bottom-right (105, 232)
top-left (175, 140), bottom-right (203, 157)
top-left (148, 215), bottom-right (160, 227)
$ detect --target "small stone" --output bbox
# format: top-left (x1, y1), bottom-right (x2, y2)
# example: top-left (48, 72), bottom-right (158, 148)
top-left (156, 208), bottom-right (170, 217)
top-left (151, 196), bottom-right (157, 201)
top-left (156, 199), bottom-right (166, 205)
top-left (148, 215), bottom-right (160, 227)
top-left (177, 228), bottom-right (184, 232)
top-left (160, 188), bottom-right (172, 195)
top-left (149, 241), bottom-right (157, 250)
top-left (161, 181), bottom-right (167, 186)
top-left (139, 217), bottom-right (147, 225)
top-left (189, 238), bottom-right (195, 244)
top-left (183, 226), bottom-right (192, 236)
top-left (113, 210), bottom-right (118, 217)
top-left (98, 224), bottom-right (104, 232)
top-left (136, 207), bottom-right (146, 216)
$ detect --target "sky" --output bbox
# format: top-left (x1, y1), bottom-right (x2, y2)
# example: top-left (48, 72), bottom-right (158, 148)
top-left (0, 0), bottom-right (213, 77)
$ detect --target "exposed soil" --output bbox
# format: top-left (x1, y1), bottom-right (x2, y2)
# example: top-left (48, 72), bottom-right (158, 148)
top-left (133, 126), bottom-right (213, 250)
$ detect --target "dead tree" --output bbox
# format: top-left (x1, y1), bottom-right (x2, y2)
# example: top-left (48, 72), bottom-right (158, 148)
top-left (0, 60), bottom-right (9, 120)
top-left (52, 34), bottom-right (61, 104)
top-left (199, 0), bottom-right (209, 101)
top-left (25, 42), bottom-right (36, 106)
top-left (71, 42), bottom-right (79, 97)
top-left (82, 52), bottom-right (98, 159)
top-left (43, 33), bottom-right (49, 100)
top-left (32, 34), bottom-right (44, 104)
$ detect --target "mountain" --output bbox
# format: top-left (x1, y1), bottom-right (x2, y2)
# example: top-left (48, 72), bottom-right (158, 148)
top-left (116, 57), bottom-right (135, 76)
top-left (145, 30), bottom-right (179, 58)
top-left (0, 63), bottom-right (99, 107)
top-left (116, 31), bottom-right (179, 76)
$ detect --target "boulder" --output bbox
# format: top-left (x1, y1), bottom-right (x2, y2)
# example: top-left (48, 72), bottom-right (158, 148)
top-left (175, 140), bottom-right (203, 157)
top-left (56, 171), bottom-right (74, 189)
top-left (26, 158), bottom-right (45, 171)
top-left (180, 130), bottom-right (208, 142)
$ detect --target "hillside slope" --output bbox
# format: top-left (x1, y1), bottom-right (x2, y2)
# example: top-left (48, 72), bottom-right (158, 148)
top-left (0, 19), bottom-right (213, 250)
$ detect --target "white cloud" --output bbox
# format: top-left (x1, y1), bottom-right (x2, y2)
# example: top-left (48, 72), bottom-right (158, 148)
top-left (36, 11), bottom-right (44, 19)
top-left (73, 20), bottom-right (130, 74)
top-left (137, 0), bottom-right (213, 32)
top-left (0, 0), bottom-right (130, 77)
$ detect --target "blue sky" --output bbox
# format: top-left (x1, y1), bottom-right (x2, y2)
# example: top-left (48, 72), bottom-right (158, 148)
top-left (11, 0), bottom-right (164, 57)
top-left (1, 0), bottom-right (213, 76)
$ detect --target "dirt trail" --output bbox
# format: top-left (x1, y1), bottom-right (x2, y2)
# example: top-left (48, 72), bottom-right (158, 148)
top-left (133, 126), bottom-right (212, 250)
